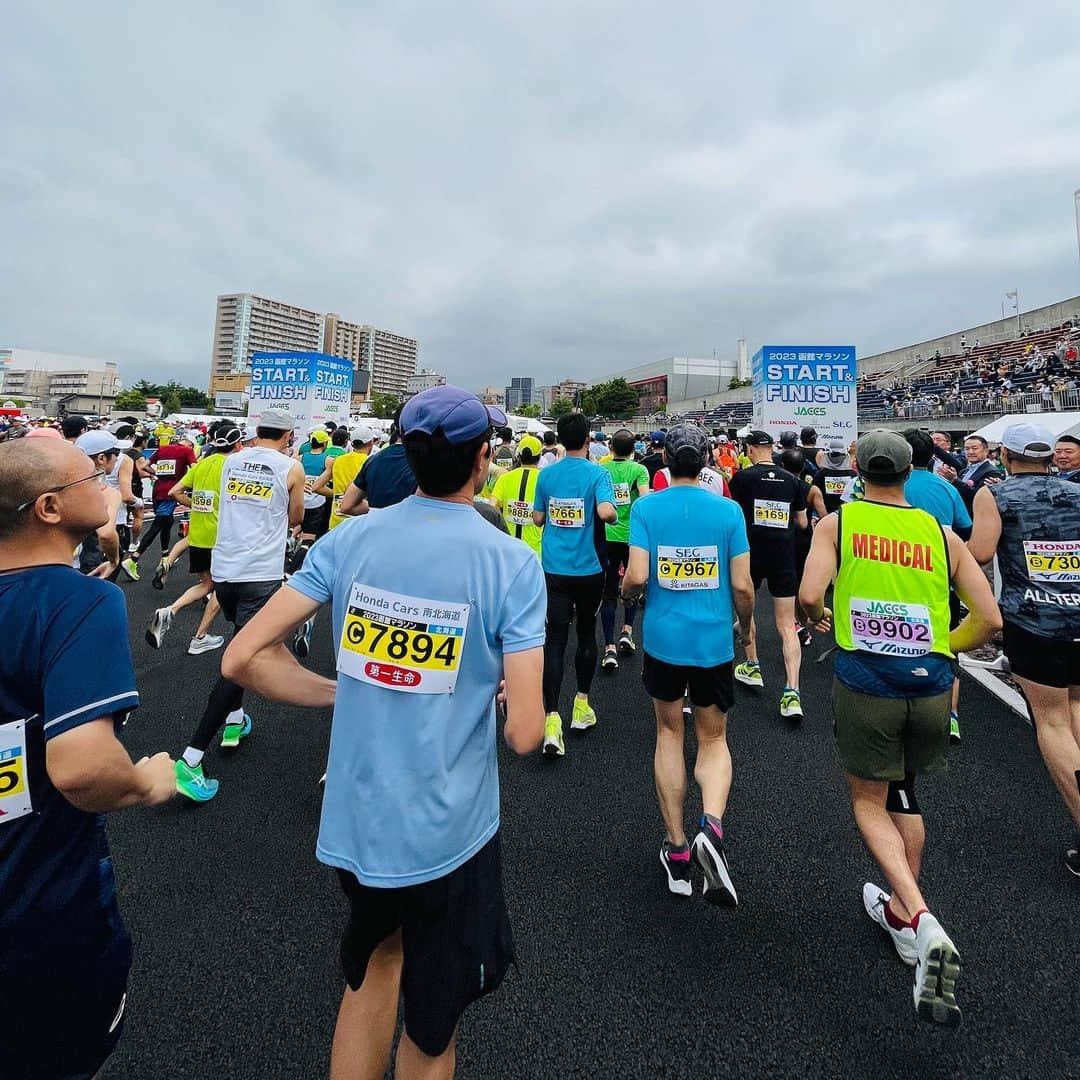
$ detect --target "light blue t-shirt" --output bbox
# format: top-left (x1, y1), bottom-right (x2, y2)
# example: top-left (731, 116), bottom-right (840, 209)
top-left (287, 495), bottom-right (547, 888)
top-left (904, 469), bottom-right (972, 535)
top-left (629, 485), bottom-right (750, 667)
top-left (533, 456), bottom-right (616, 577)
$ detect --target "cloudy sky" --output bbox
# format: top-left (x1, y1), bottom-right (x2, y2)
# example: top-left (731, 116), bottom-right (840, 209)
top-left (3, 2), bottom-right (1079, 392)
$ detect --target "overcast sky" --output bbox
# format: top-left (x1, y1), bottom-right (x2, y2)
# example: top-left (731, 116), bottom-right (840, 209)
top-left (3, 2), bottom-right (1080, 392)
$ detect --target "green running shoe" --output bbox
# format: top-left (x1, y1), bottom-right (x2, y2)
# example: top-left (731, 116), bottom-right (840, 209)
top-left (734, 661), bottom-right (763, 688)
top-left (949, 712), bottom-right (961, 744)
top-left (570, 697), bottom-right (597, 731)
top-left (121, 557), bottom-right (140, 582)
top-left (779, 687), bottom-right (803, 719)
top-left (220, 712), bottom-right (252, 749)
top-left (542, 713), bottom-right (564, 757)
top-left (175, 759), bottom-right (219, 802)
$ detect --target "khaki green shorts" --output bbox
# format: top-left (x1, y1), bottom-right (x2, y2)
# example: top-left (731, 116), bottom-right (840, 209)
top-left (832, 679), bottom-right (950, 781)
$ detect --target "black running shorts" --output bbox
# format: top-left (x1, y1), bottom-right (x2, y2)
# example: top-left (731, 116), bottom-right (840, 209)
top-left (642, 652), bottom-right (735, 711)
top-left (214, 579), bottom-right (280, 632)
top-left (189, 545), bottom-right (211, 575)
top-left (1003, 620), bottom-right (1080, 689)
top-left (336, 833), bottom-right (515, 1058)
top-left (749, 552), bottom-right (797, 598)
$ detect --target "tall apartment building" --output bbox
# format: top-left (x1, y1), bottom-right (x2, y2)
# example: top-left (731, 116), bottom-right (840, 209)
top-left (360, 326), bottom-right (418, 399)
top-left (504, 376), bottom-right (535, 411)
top-left (209, 294), bottom-right (324, 387)
top-left (0, 348), bottom-right (121, 414)
top-left (551, 378), bottom-right (587, 405)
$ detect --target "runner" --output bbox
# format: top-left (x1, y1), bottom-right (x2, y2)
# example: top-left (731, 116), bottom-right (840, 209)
top-left (121, 433), bottom-right (196, 581)
top-left (173, 410), bottom-right (305, 802)
top-left (728, 430), bottom-right (808, 718)
top-left (490, 433), bottom-right (544, 557)
top-left (599, 428), bottom-right (650, 670)
top-left (640, 431), bottom-right (667, 482)
top-left (0, 437), bottom-right (175, 1080)
top-left (539, 430), bottom-right (559, 468)
top-left (298, 428), bottom-right (332, 553)
top-left (73, 430), bottom-right (127, 577)
top-left (532, 411), bottom-right (617, 756)
top-left (221, 384), bottom-right (545, 1079)
top-left (493, 425), bottom-right (516, 466)
top-left (779, 447), bottom-right (816, 648)
top-left (799, 429), bottom-right (1000, 1026)
top-left (808, 437), bottom-right (855, 519)
top-left (339, 411), bottom-right (417, 517)
top-left (968, 422), bottom-right (1080, 875)
top-left (61, 413), bottom-right (89, 442)
top-left (312, 424), bottom-right (377, 530)
top-left (621, 424), bottom-right (754, 903)
top-left (588, 431), bottom-right (608, 463)
top-left (902, 429), bottom-right (973, 745)
top-left (146, 422), bottom-right (247, 654)
top-left (101, 428), bottom-right (137, 567)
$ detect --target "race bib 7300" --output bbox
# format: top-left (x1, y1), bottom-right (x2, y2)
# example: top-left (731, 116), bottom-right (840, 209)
top-left (337, 584), bottom-right (470, 694)
top-left (1024, 540), bottom-right (1080, 583)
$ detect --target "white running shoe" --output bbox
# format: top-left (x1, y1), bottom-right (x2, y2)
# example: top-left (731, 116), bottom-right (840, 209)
top-left (188, 633), bottom-right (225, 655)
top-left (912, 912), bottom-right (962, 1026)
top-left (861, 883), bottom-right (917, 966)
top-left (691, 819), bottom-right (738, 907)
top-left (145, 607), bottom-right (173, 649)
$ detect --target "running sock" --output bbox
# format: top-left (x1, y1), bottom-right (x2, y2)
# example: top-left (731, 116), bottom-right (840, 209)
top-left (883, 902), bottom-right (910, 931)
top-left (182, 747), bottom-right (204, 769)
top-left (665, 845), bottom-right (691, 861)
top-left (224, 708), bottom-right (244, 728)
top-left (701, 813), bottom-right (723, 840)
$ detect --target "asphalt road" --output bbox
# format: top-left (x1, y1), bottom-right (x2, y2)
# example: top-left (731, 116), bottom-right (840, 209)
top-left (104, 561), bottom-right (1079, 1079)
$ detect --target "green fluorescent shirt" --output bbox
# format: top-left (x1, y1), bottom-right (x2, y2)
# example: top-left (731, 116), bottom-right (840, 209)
top-left (602, 458), bottom-right (650, 544)
top-left (180, 452), bottom-right (228, 549)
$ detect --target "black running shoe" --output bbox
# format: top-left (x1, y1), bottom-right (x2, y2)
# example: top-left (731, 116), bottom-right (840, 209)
top-left (152, 557), bottom-right (170, 591)
top-left (601, 648), bottom-right (619, 672)
top-left (692, 815), bottom-right (738, 907)
top-left (660, 841), bottom-right (692, 897)
top-left (294, 618), bottom-right (313, 659)
top-left (618, 630), bottom-right (636, 655)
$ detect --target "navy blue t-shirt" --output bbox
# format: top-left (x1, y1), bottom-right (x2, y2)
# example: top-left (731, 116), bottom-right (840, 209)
top-left (353, 444), bottom-right (417, 509)
top-left (0, 566), bottom-right (140, 951)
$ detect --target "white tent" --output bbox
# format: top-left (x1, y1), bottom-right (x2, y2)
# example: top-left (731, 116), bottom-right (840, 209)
top-left (971, 412), bottom-right (1080, 444)
top-left (505, 414), bottom-right (551, 435)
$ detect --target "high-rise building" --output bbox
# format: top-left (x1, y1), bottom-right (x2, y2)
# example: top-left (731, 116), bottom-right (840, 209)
top-left (209, 294), bottom-right (323, 388)
top-left (551, 379), bottom-right (588, 406)
top-left (504, 376), bottom-right (535, 412)
top-left (0, 348), bottom-right (121, 414)
top-left (362, 326), bottom-right (418, 399)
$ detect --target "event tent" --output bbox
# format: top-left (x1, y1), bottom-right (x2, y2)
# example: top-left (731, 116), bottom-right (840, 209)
top-left (971, 412), bottom-right (1080, 444)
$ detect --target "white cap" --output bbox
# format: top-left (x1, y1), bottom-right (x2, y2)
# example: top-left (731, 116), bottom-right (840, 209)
top-left (1001, 422), bottom-right (1054, 459)
top-left (350, 424), bottom-right (379, 444)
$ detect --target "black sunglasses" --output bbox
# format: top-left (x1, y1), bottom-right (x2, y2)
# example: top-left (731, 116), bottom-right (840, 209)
top-left (16, 469), bottom-right (105, 512)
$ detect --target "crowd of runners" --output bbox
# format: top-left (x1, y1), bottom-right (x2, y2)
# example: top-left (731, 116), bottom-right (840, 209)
top-left (2, 386), bottom-right (1079, 1077)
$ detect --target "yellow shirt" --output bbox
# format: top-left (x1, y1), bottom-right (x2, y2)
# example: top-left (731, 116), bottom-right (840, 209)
top-left (491, 466), bottom-right (542, 557)
top-left (329, 450), bottom-right (368, 529)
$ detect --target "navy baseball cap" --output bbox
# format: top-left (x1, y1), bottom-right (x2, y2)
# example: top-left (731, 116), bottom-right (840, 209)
top-left (649, 430), bottom-right (666, 445)
top-left (400, 385), bottom-right (507, 445)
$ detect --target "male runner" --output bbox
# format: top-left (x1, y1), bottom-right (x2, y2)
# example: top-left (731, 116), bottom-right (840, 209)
top-left (728, 430), bottom-right (807, 718)
top-left (74, 431), bottom-right (127, 577)
top-left (800, 430), bottom-right (1000, 1026)
top-left (146, 422), bottom-right (247, 654)
top-left (0, 438), bottom-right (174, 1080)
top-left (312, 425), bottom-right (377, 529)
top-left (174, 410), bottom-right (305, 802)
top-left (808, 437), bottom-right (855, 519)
top-left (493, 425), bottom-right (516, 466)
top-left (222, 384), bottom-right (545, 1079)
top-left (532, 412), bottom-right (617, 755)
top-left (588, 431), bottom-right (608, 463)
top-left (539, 430), bottom-right (559, 468)
top-left (299, 428), bottom-right (332, 549)
top-left (968, 422), bottom-right (1080, 875)
top-left (622, 424), bottom-right (754, 903)
top-left (640, 431), bottom-right (667, 482)
top-left (599, 428), bottom-right (650, 670)
top-left (339, 411), bottom-right (417, 516)
top-left (490, 433), bottom-right (544, 557)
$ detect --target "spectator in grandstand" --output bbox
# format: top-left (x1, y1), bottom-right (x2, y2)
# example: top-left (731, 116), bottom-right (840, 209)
top-left (1053, 435), bottom-right (1080, 482)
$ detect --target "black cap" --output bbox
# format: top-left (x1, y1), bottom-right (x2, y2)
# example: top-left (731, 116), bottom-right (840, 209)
top-left (778, 430), bottom-right (798, 447)
top-left (800, 426), bottom-right (817, 443)
top-left (745, 429), bottom-right (774, 446)
top-left (61, 414), bottom-right (89, 438)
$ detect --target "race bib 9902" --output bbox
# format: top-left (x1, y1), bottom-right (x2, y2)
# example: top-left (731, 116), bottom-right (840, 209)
top-left (192, 490), bottom-right (215, 513)
top-left (849, 598), bottom-right (932, 657)
top-left (657, 545), bottom-right (719, 591)
top-left (548, 497), bottom-right (585, 528)
top-left (0, 719), bottom-right (32, 824)
top-left (753, 499), bottom-right (790, 529)
top-left (1024, 540), bottom-right (1080, 583)
top-left (337, 584), bottom-right (470, 694)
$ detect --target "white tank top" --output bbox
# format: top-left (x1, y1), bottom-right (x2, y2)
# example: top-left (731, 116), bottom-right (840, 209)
top-left (104, 458), bottom-right (127, 524)
top-left (211, 447), bottom-right (294, 583)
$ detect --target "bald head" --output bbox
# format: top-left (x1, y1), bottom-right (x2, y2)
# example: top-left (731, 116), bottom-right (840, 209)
top-left (0, 440), bottom-right (105, 542)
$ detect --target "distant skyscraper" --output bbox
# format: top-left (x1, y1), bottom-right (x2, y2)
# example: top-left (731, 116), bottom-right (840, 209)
top-left (504, 376), bottom-right (535, 411)
top-left (210, 294), bottom-right (323, 384)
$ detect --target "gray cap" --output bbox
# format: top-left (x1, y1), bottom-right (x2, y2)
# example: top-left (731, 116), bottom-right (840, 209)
top-left (1001, 422), bottom-right (1054, 459)
top-left (664, 423), bottom-right (710, 470)
top-left (254, 410), bottom-right (297, 432)
top-left (856, 429), bottom-right (912, 479)
top-left (823, 436), bottom-right (849, 466)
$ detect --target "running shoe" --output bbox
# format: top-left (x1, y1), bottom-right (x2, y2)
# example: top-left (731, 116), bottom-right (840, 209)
top-left (1065, 845), bottom-right (1080, 877)
top-left (220, 712), bottom-right (252, 749)
top-left (152, 557), bottom-right (170, 591)
top-left (949, 712), bottom-right (961, 744)
top-left (660, 841), bottom-right (693, 897)
top-left (175, 759), bottom-right (219, 803)
top-left (188, 634), bottom-right (225, 656)
top-left (912, 912), bottom-right (962, 1026)
top-left (691, 814), bottom-right (737, 907)
top-left (121, 556), bottom-right (140, 582)
top-left (779, 687), bottom-right (803, 719)
top-left (618, 630), bottom-right (636, 655)
top-left (601, 648), bottom-right (619, 672)
top-left (795, 621), bottom-right (813, 647)
top-left (145, 606), bottom-right (173, 649)
top-left (294, 618), bottom-right (314, 659)
top-left (734, 661), bottom-right (763, 688)
top-left (862, 883), bottom-right (918, 966)
top-left (570, 698), bottom-right (597, 731)
top-left (542, 713), bottom-right (565, 757)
